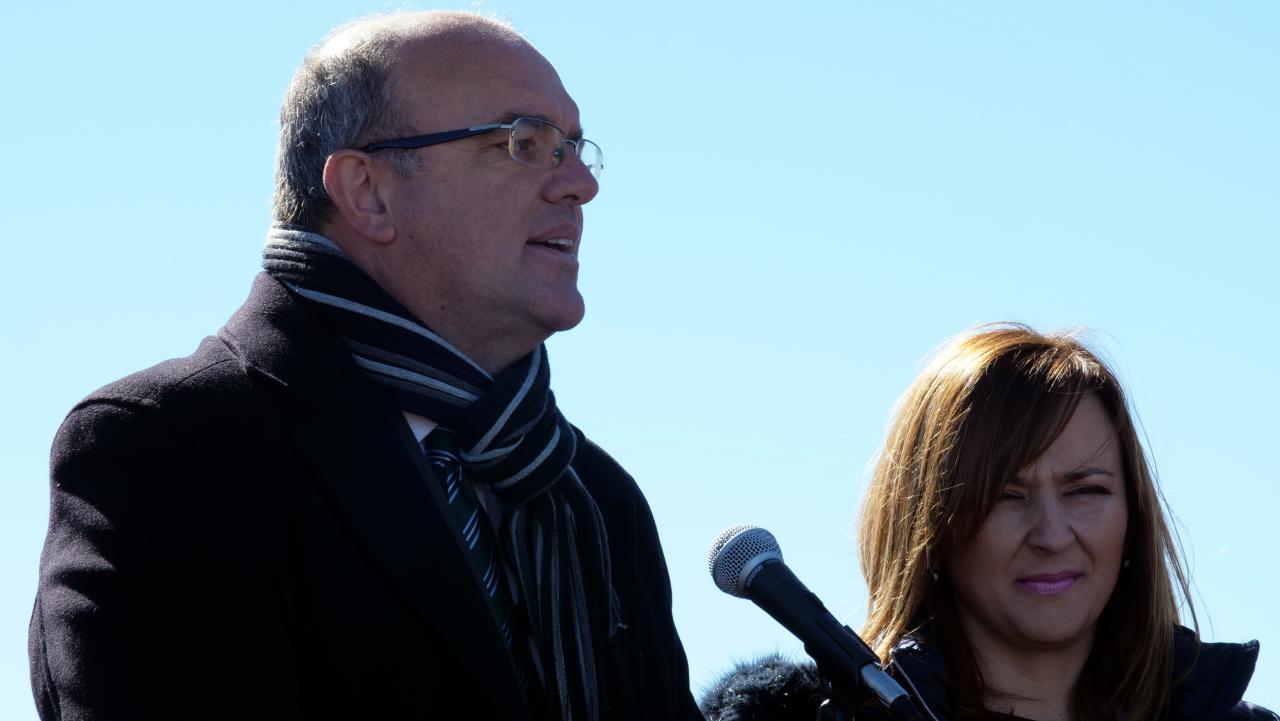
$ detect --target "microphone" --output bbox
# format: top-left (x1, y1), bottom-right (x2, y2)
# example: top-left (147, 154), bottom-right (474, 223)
top-left (707, 524), bottom-right (924, 721)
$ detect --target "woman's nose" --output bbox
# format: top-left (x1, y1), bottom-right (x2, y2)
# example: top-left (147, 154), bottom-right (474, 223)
top-left (1026, 497), bottom-right (1075, 553)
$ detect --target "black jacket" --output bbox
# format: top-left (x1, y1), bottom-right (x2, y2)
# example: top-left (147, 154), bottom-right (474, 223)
top-left (701, 627), bottom-right (1275, 721)
top-left (30, 273), bottom-right (702, 721)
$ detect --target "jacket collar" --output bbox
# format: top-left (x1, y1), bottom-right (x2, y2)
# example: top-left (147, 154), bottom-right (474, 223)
top-left (890, 631), bottom-right (953, 719)
top-left (1169, 625), bottom-right (1259, 720)
top-left (889, 625), bottom-right (1261, 721)
top-left (219, 273), bottom-right (355, 407)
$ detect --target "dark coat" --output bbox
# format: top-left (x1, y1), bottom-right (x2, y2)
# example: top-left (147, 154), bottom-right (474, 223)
top-left (30, 273), bottom-right (702, 721)
top-left (701, 627), bottom-right (1275, 721)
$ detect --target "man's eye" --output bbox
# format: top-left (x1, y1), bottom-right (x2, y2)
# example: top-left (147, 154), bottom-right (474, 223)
top-left (997, 491), bottom-right (1024, 502)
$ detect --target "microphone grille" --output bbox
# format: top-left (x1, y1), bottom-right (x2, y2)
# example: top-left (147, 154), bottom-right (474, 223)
top-left (707, 524), bottom-right (782, 598)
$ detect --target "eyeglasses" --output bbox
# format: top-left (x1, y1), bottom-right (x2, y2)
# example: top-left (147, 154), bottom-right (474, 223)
top-left (359, 116), bottom-right (603, 179)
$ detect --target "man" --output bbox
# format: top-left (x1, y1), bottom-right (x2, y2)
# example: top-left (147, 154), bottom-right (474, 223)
top-left (30, 11), bottom-right (701, 721)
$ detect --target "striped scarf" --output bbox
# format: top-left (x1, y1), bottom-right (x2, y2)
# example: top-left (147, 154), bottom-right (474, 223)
top-left (263, 226), bottom-right (622, 721)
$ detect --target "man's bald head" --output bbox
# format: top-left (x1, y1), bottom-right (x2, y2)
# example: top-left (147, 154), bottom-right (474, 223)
top-left (272, 11), bottom-right (536, 230)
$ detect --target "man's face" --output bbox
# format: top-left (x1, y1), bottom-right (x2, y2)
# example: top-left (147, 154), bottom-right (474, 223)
top-left (379, 36), bottom-right (598, 365)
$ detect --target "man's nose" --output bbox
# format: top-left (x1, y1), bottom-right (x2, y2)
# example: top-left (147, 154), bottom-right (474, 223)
top-left (1027, 497), bottom-right (1075, 553)
top-left (544, 150), bottom-right (599, 206)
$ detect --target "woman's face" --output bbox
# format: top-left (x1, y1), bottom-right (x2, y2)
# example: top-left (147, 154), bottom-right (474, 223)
top-left (945, 393), bottom-right (1128, 662)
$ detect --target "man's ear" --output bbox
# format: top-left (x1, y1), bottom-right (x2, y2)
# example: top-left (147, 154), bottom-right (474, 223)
top-left (322, 150), bottom-right (396, 244)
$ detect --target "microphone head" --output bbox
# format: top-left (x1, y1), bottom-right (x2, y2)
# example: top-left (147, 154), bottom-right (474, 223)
top-left (707, 524), bottom-right (784, 598)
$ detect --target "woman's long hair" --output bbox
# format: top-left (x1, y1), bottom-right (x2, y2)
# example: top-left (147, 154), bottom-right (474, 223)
top-left (858, 324), bottom-right (1194, 721)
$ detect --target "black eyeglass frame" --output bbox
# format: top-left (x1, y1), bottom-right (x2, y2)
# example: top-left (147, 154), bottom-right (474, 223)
top-left (358, 116), bottom-right (601, 176)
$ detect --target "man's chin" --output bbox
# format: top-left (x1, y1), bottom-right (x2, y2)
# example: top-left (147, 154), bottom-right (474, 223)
top-left (542, 294), bottom-right (586, 334)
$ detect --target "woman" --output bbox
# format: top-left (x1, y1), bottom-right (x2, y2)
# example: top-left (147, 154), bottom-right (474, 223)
top-left (703, 325), bottom-right (1272, 721)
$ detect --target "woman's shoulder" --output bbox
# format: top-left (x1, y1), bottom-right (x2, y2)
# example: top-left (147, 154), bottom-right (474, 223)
top-left (1222, 702), bottom-right (1280, 721)
top-left (1169, 625), bottom-right (1274, 721)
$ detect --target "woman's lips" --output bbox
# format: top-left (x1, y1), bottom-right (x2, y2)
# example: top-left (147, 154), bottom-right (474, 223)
top-left (1017, 573), bottom-right (1081, 595)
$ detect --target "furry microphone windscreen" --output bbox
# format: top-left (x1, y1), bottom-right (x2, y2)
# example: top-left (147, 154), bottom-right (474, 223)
top-left (700, 654), bottom-right (825, 721)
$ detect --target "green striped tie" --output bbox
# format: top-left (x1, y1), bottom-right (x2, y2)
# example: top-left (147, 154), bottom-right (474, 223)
top-left (422, 428), bottom-right (539, 697)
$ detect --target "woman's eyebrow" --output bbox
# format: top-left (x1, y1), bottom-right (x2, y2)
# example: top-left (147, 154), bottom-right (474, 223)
top-left (1063, 466), bottom-right (1115, 481)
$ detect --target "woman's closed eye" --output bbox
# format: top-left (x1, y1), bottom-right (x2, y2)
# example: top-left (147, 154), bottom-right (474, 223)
top-left (997, 489), bottom-right (1026, 502)
top-left (1067, 484), bottom-right (1111, 497)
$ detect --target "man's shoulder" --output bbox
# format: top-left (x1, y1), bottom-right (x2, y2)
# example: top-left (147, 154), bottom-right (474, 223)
top-left (76, 328), bottom-right (259, 414)
top-left (54, 273), bottom-right (318, 456)
top-left (571, 428), bottom-right (643, 501)
top-left (53, 335), bottom-right (259, 458)
top-left (60, 272), bottom-right (337, 438)
top-left (90, 334), bottom-right (248, 406)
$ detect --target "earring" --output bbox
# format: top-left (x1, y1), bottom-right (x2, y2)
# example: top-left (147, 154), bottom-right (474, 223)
top-left (1122, 558), bottom-right (1131, 569)
top-left (930, 570), bottom-right (939, 581)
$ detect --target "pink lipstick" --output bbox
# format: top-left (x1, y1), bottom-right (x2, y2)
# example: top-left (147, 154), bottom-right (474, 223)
top-left (1017, 573), bottom-right (1080, 595)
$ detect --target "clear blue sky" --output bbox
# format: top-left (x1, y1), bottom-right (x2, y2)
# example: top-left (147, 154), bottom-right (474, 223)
top-left (3, 1), bottom-right (1277, 717)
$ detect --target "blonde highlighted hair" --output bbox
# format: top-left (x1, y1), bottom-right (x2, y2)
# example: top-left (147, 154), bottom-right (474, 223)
top-left (858, 324), bottom-right (1194, 721)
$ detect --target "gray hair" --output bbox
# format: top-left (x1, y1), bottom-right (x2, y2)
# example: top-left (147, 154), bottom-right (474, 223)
top-left (272, 11), bottom-right (519, 230)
